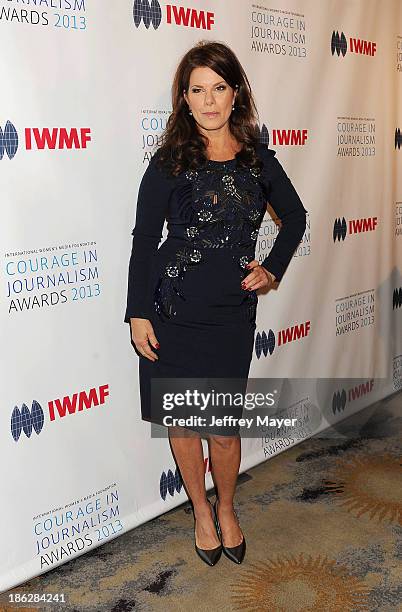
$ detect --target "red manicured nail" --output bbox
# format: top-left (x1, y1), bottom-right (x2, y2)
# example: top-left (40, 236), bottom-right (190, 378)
top-left (155, 343), bottom-right (160, 348)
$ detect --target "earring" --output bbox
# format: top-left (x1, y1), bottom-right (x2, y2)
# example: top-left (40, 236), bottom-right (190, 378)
top-left (189, 109), bottom-right (193, 116)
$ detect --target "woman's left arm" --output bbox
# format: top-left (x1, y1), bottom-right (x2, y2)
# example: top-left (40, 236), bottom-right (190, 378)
top-left (260, 147), bottom-right (308, 283)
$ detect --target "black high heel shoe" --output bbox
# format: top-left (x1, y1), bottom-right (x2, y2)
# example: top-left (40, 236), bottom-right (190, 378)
top-left (213, 498), bottom-right (246, 564)
top-left (193, 499), bottom-right (222, 566)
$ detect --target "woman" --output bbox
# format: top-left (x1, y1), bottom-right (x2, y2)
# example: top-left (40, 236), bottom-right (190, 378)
top-left (124, 40), bottom-right (307, 566)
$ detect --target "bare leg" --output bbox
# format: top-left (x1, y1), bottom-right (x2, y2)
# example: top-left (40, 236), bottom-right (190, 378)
top-left (208, 434), bottom-right (244, 547)
top-left (168, 426), bottom-right (220, 549)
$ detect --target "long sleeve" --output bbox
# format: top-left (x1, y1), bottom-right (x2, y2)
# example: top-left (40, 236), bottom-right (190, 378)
top-left (124, 153), bottom-right (173, 322)
top-left (259, 144), bottom-right (307, 282)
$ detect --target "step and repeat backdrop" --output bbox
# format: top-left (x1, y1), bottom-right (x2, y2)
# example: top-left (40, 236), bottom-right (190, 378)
top-left (1, 0), bottom-right (401, 592)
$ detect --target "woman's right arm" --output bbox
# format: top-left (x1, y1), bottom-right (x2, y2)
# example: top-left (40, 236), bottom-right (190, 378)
top-left (124, 152), bottom-right (173, 358)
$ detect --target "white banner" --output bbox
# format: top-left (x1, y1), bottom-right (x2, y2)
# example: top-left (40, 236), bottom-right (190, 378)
top-left (0, 0), bottom-right (401, 591)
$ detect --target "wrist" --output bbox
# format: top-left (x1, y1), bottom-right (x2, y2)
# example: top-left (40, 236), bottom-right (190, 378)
top-left (261, 267), bottom-right (276, 283)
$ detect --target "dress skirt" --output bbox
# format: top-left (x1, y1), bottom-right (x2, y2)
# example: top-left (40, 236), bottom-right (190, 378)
top-left (138, 238), bottom-right (258, 437)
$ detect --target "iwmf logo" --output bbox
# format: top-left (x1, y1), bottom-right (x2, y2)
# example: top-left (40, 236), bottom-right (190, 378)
top-left (333, 216), bottom-right (378, 241)
top-left (11, 385), bottom-right (109, 442)
top-left (331, 30), bottom-right (377, 57)
top-left (258, 123), bottom-right (308, 147)
top-left (332, 380), bottom-right (374, 414)
top-left (255, 322), bottom-right (311, 358)
top-left (133, 0), bottom-right (214, 30)
top-left (0, 119), bottom-right (91, 160)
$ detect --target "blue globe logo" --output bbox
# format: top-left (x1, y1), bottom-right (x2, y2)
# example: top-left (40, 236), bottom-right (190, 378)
top-left (133, 0), bottom-right (162, 29)
top-left (0, 120), bottom-right (18, 160)
top-left (11, 400), bottom-right (44, 441)
top-left (258, 123), bottom-right (270, 147)
top-left (255, 330), bottom-right (275, 358)
top-left (160, 468), bottom-right (183, 500)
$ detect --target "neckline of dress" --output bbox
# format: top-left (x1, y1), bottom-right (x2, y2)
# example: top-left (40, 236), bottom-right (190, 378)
top-left (206, 157), bottom-right (237, 166)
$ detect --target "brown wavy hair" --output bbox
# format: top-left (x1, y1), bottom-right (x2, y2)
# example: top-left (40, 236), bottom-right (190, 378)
top-left (155, 40), bottom-right (262, 176)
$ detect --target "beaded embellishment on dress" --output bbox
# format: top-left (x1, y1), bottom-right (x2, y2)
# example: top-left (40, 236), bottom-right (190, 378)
top-left (233, 253), bottom-right (258, 322)
top-left (153, 245), bottom-right (203, 317)
top-left (153, 160), bottom-right (265, 321)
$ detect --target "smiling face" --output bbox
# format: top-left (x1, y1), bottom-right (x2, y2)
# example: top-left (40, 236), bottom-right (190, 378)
top-left (183, 65), bottom-right (237, 134)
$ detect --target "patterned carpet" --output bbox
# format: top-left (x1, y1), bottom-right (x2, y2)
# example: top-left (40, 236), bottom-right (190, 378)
top-left (1, 390), bottom-right (401, 612)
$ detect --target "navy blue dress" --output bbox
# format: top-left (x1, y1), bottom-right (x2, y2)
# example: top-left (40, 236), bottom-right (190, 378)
top-left (124, 143), bottom-right (307, 435)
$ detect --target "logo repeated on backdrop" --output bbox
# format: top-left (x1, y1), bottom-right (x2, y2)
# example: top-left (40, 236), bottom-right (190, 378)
top-left (4, 242), bottom-right (101, 316)
top-left (159, 468), bottom-right (183, 500)
top-left (34, 486), bottom-right (122, 570)
top-left (133, 0), bottom-right (162, 29)
top-left (10, 385), bottom-right (109, 442)
top-left (331, 31), bottom-right (347, 56)
top-left (255, 322), bottom-right (311, 359)
top-left (331, 30), bottom-right (377, 57)
top-left (395, 202), bottom-right (402, 236)
top-left (133, 0), bottom-right (214, 30)
top-left (255, 330), bottom-right (275, 357)
top-left (391, 52), bottom-right (401, 402)
top-left (0, 0), bottom-right (87, 30)
top-left (258, 124), bottom-right (270, 146)
top-left (257, 206), bottom-right (309, 272)
top-left (395, 128), bottom-right (402, 150)
top-left (393, 287), bottom-right (402, 309)
top-left (332, 380), bottom-right (374, 414)
top-left (260, 400), bottom-right (323, 457)
top-left (257, 123), bottom-right (308, 147)
top-left (393, 355), bottom-right (402, 391)
top-left (140, 107), bottom-right (169, 162)
top-left (160, 457), bottom-right (210, 500)
top-left (0, 120), bottom-right (18, 160)
top-left (11, 401), bottom-right (45, 441)
top-left (0, 120), bottom-right (91, 159)
top-left (336, 117), bottom-right (376, 157)
top-left (396, 30), bottom-right (402, 262)
top-left (333, 216), bottom-right (378, 242)
top-left (335, 290), bottom-right (375, 336)
top-left (397, 36), bottom-right (402, 72)
top-left (249, 5), bottom-right (307, 58)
